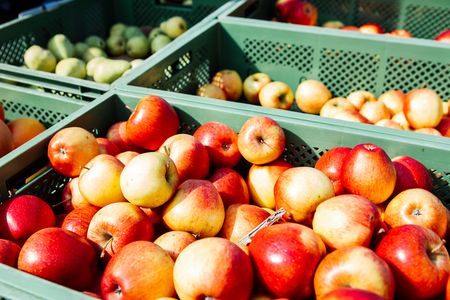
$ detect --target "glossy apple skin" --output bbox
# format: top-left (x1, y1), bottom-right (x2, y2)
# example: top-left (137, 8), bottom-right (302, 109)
top-left (359, 101), bottom-right (391, 124)
top-left (193, 121), bottom-right (241, 169)
top-left (243, 72), bottom-right (271, 104)
top-left (341, 143), bottom-right (396, 204)
top-left (61, 205), bottom-right (100, 238)
top-left (154, 230), bottom-right (196, 261)
top-left (211, 69), bottom-right (243, 101)
top-left (126, 95), bottom-right (179, 151)
top-left (0, 195), bottom-right (55, 245)
top-left (436, 116), bottom-right (450, 137)
top-left (376, 224), bottom-right (450, 300)
top-left (295, 79), bottom-right (331, 114)
top-left (359, 23), bottom-right (384, 34)
top-left (314, 246), bottom-right (395, 300)
top-left (18, 227), bottom-right (98, 291)
top-left (61, 177), bottom-right (90, 213)
top-left (101, 241), bottom-right (175, 299)
top-left (174, 237), bottom-right (253, 300)
top-left (378, 90), bottom-right (405, 115)
top-left (249, 223), bottom-right (326, 299)
top-left (96, 137), bottom-right (120, 156)
top-left (436, 29), bottom-right (450, 43)
top-left (208, 167), bottom-right (249, 208)
top-left (0, 239), bottom-right (21, 267)
top-left (392, 155), bottom-right (433, 195)
top-left (404, 88), bottom-right (443, 129)
top-left (347, 90), bottom-right (376, 110)
top-left (315, 146), bottom-right (352, 195)
top-left (106, 121), bottom-right (142, 153)
top-left (258, 81), bottom-right (294, 110)
top-left (321, 288), bottom-right (385, 300)
top-left (275, 0), bottom-right (318, 26)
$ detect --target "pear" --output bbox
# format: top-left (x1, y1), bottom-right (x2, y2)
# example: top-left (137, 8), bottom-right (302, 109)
top-left (82, 47), bottom-right (107, 62)
top-left (93, 59), bottom-right (131, 84)
top-left (160, 16), bottom-right (187, 39)
top-left (126, 36), bottom-right (149, 59)
top-left (47, 34), bottom-right (75, 61)
top-left (130, 59), bottom-right (144, 69)
top-left (148, 28), bottom-right (165, 43)
top-left (74, 42), bottom-right (89, 59)
top-left (23, 45), bottom-right (57, 72)
top-left (123, 26), bottom-right (145, 40)
top-left (85, 35), bottom-right (106, 50)
top-left (110, 22), bottom-right (127, 37)
top-left (55, 58), bottom-right (86, 79)
top-left (86, 56), bottom-right (107, 78)
top-left (150, 34), bottom-right (172, 54)
top-left (106, 35), bottom-right (126, 56)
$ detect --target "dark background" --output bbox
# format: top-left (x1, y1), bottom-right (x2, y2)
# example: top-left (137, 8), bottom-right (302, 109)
top-left (0, 0), bottom-right (47, 23)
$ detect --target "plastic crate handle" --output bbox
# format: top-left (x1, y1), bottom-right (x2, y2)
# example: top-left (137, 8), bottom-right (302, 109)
top-left (18, 0), bottom-right (74, 18)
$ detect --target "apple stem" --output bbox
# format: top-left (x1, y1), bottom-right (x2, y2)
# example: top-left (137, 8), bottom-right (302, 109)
top-left (204, 297), bottom-right (215, 300)
top-left (51, 197), bottom-right (71, 208)
top-left (430, 240), bottom-right (445, 254)
top-left (83, 166), bottom-right (91, 171)
top-left (238, 208), bottom-right (286, 246)
top-left (100, 236), bottom-right (114, 258)
top-left (125, 105), bottom-right (135, 113)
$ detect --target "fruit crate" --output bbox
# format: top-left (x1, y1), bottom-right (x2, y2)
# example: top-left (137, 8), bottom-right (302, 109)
top-left (0, 0), bottom-right (235, 100)
top-left (1, 88), bottom-right (450, 298)
top-left (227, 0), bottom-right (450, 40)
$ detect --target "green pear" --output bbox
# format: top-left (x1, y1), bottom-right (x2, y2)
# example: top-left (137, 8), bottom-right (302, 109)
top-left (74, 42), bottom-right (89, 59)
top-left (86, 56), bottom-right (107, 78)
top-left (160, 16), bottom-right (187, 38)
top-left (55, 58), bottom-right (86, 79)
top-left (148, 28), bottom-right (165, 43)
top-left (47, 34), bottom-right (75, 61)
top-left (23, 45), bottom-right (57, 72)
top-left (85, 35), bottom-right (106, 50)
top-left (83, 47), bottom-right (107, 62)
top-left (130, 59), bottom-right (144, 69)
top-left (106, 35), bottom-right (126, 56)
top-left (150, 34), bottom-right (172, 54)
top-left (126, 36), bottom-right (149, 59)
top-left (123, 26), bottom-right (145, 40)
top-left (93, 59), bottom-right (131, 84)
top-left (110, 22), bottom-right (127, 37)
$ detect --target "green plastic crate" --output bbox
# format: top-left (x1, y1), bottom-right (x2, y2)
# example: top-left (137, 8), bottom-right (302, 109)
top-left (0, 0), bottom-right (234, 100)
top-left (227, 0), bottom-right (450, 40)
top-left (0, 82), bottom-right (86, 200)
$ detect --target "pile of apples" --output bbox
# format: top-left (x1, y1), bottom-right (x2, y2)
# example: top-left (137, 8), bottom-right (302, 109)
top-left (0, 102), bottom-right (47, 158)
top-left (0, 94), bottom-right (449, 299)
top-left (22, 16), bottom-right (188, 84)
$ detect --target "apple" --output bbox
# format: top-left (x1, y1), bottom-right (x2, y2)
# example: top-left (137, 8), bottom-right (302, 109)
top-left (314, 246), bottom-right (395, 300)
top-left (274, 167), bottom-right (335, 225)
top-left (78, 154), bottom-right (126, 207)
top-left (0, 239), bottom-right (21, 267)
top-left (96, 137), bottom-right (120, 156)
top-left (359, 101), bottom-right (391, 124)
top-left (158, 133), bottom-right (209, 183)
top-left (322, 20), bottom-right (344, 29)
top-left (61, 177), bottom-right (90, 213)
top-left (437, 116), bottom-right (450, 137)
top-left (162, 179), bottom-right (224, 238)
top-left (391, 111), bottom-right (410, 130)
top-left (106, 121), bottom-right (142, 152)
top-left (320, 97), bottom-right (356, 118)
top-left (7, 118), bottom-right (46, 149)
top-left (193, 121), bottom-right (241, 169)
top-left (295, 79), bottom-right (332, 114)
top-left (321, 287), bottom-right (386, 300)
top-left (120, 152), bottom-right (179, 208)
top-left (173, 237), bottom-right (253, 299)
top-left (415, 128), bottom-right (442, 136)
top-left (115, 150), bottom-right (139, 165)
top-left (378, 90), bottom-right (405, 115)
top-left (375, 224), bottom-right (450, 299)
top-left (0, 195), bottom-right (55, 245)
top-left (126, 95), bottom-right (179, 151)
top-left (196, 83), bottom-right (227, 100)
top-left (101, 241), bottom-right (175, 299)
top-left (436, 29), bottom-right (450, 43)
top-left (333, 110), bottom-right (370, 123)
top-left (341, 143), bottom-right (397, 204)
top-left (237, 116), bottom-right (286, 165)
top-left (443, 102), bottom-right (449, 116)
top-left (208, 167), bottom-right (249, 208)
top-left (341, 26), bottom-right (359, 31)
top-left (243, 72), bottom-right (271, 104)
top-left (392, 155), bottom-right (433, 195)
top-left (384, 188), bottom-right (447, 238)
top-left (87, 202), bottom-right (154, 263)
top-left (359, 23), bottom-right (384, 34)
top-left (247, 159), bottom-right (293, 209)
top-left (211, 69), bottom-right (243, 101)
top-left (386, 29), bottom-right (413, 38)
top-left (312, 194), bottom-right (381, 250)
top-left (61, 205), bottom-right (100, 238)
top-left (275, 0), bottom-right (318, 26)
top-left (404, 88), bottom-right (443, 129)
top-left (375, 119), bottom-right (403, 130)
top-left (154, 230), bottom-right (196, 261)
top-left (47, 127), bottom-right (100, 177)
top-left (18, 227), bottom-right (98, 291)
top-left (258, 81), bottom-right (294, 110)
top-left (314, 146), bottom-right (352, 195)
top-left (249, 223), bottom-right (325, 299)
top-left (0, 103), bottom-right (4, 121)
top-left (0, 120), bottom-right (12, 158)
top-left (347, 90), bottom-right (377, 110)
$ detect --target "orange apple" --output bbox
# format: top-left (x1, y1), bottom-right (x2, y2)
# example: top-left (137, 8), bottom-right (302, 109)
top-left (378, 90), bottom-right (405, 115)
top-left (404, 88), bottom-right (443, 129)
top-left (359, 101), bottom-right (391, 124)
top-left (258, 81), bottom-right (294, 110)
top-left (375, 119), bottom-right (403, 130)
top-left (391, 111), bottom-right (410, 130)
top-left (154, 231), bottom-right (196, 261)
top-left (243, 72), bottom-right (271, 104)
top-left (7, 118), bottom-right (46, 149)
top-left (386, 29), bottom-right (413, 38)
top-left (115, 150), bottom-right (139, 165)
top-left (359, 23), bottom-right (384, 34)
top-left (196, 83), bottom-right (227, 100)
top-left (295, 79), bottom-right (332, 114)
top-left (347, 90), bottom-right (376, 110)
top-left (415, 128), bottom-right (442, 136)
top-left (0, 120), bottom-right (12, 158)
top-left (212, 69), bottom-right (243, 101)
top-left (320, 97), bottom-right (356, 118)
top-left (333, 110), bottom-right (370, 124)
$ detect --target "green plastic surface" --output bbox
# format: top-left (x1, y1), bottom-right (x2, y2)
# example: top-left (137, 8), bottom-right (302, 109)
top-left (228, 0), bottom-right (450, 40)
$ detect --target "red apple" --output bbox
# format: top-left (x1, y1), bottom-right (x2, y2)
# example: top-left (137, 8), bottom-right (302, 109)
top-left (101, 241), bottom-right (175, 299)
top-left (320, 97), bottom-right (356, 119)
top-left (378, 90), bottom-right (405, 116)
top-left (404, 88), bottom-right (443, 129)
top-left (275, 167), bottom-right (335, 225)
top-left (158, 133), bottom-right (209, 183)
top-left (0, 120), bottom-right (12, 158)
top-left (87, 202), bottom-right (154, 263)
top-left (61, 177), bottom-right (90, 213)
top-left (436, 29), bottom-right (450, 43)
top-left (321, 287), bottom-right (386, 300)
top-left (47, 127), bottom-right (100, 177)
top-left (386, 29), bottom-right (413, 38)
top-left (392, 155), bottom-right (433, 195)
top-left (359, 23), bottom-right (384, 34)
top-left (237, 116), bottom-right (286, 165)
top-left (249, 223), bottom-right (326, 299)
top-left (115, 150), bottom-right (139, 165)
top-left (196, 83), bottom-right (227, 100)
top-left (275, 0), bottom-right (318, 26)
top-left (0, 103), bottom-right (4, 121)
top-left (295, 79), bottom-right (332, 114)
top-left (437, 117), bottom-right (450, 137)
top-left (0, 239), bottom-right (21, 267)
top-left (7, 118), bottom-right (46, 149)
top-left (96, 137), bottom-right (120, 156)
top-left (208, 167), bottom-right (249, 208)
top-left (314, 246), bottom-right (395, 300)
top-left (126, 95), bottom-right (179, 151)
top-left (258, 81), bottom-right (294, 110)
top-left (347, 90), bottom-right (376, 110)
top-left (154, 230), bottom-right (196, 261)
top-left (243, 72), bottom-right (272, 104)
top-left (106, 121), bottom-right (142, 152)
top-left (341, 26), bottom-right (359, 31)
top-left (18, 227), bottom-right (98, 290)
top-left (193, 121), bottom-right (241, 169)
top-left (0, 195), bottom-right (55, 244)
top-left (174, 237), bottom-right (253, 299)
top-left (341, 143), bottom-right (397, 204)
top-left (211, 69), bottom-right (243, 101)
top-left (359, 101), bottom-right (391, 124)
top-left (315, 146), bottom-right (352, 195)
top-left (61, 205), bottom-right (100, 238)
top-left (376, 224), bottom-right (450, 299)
